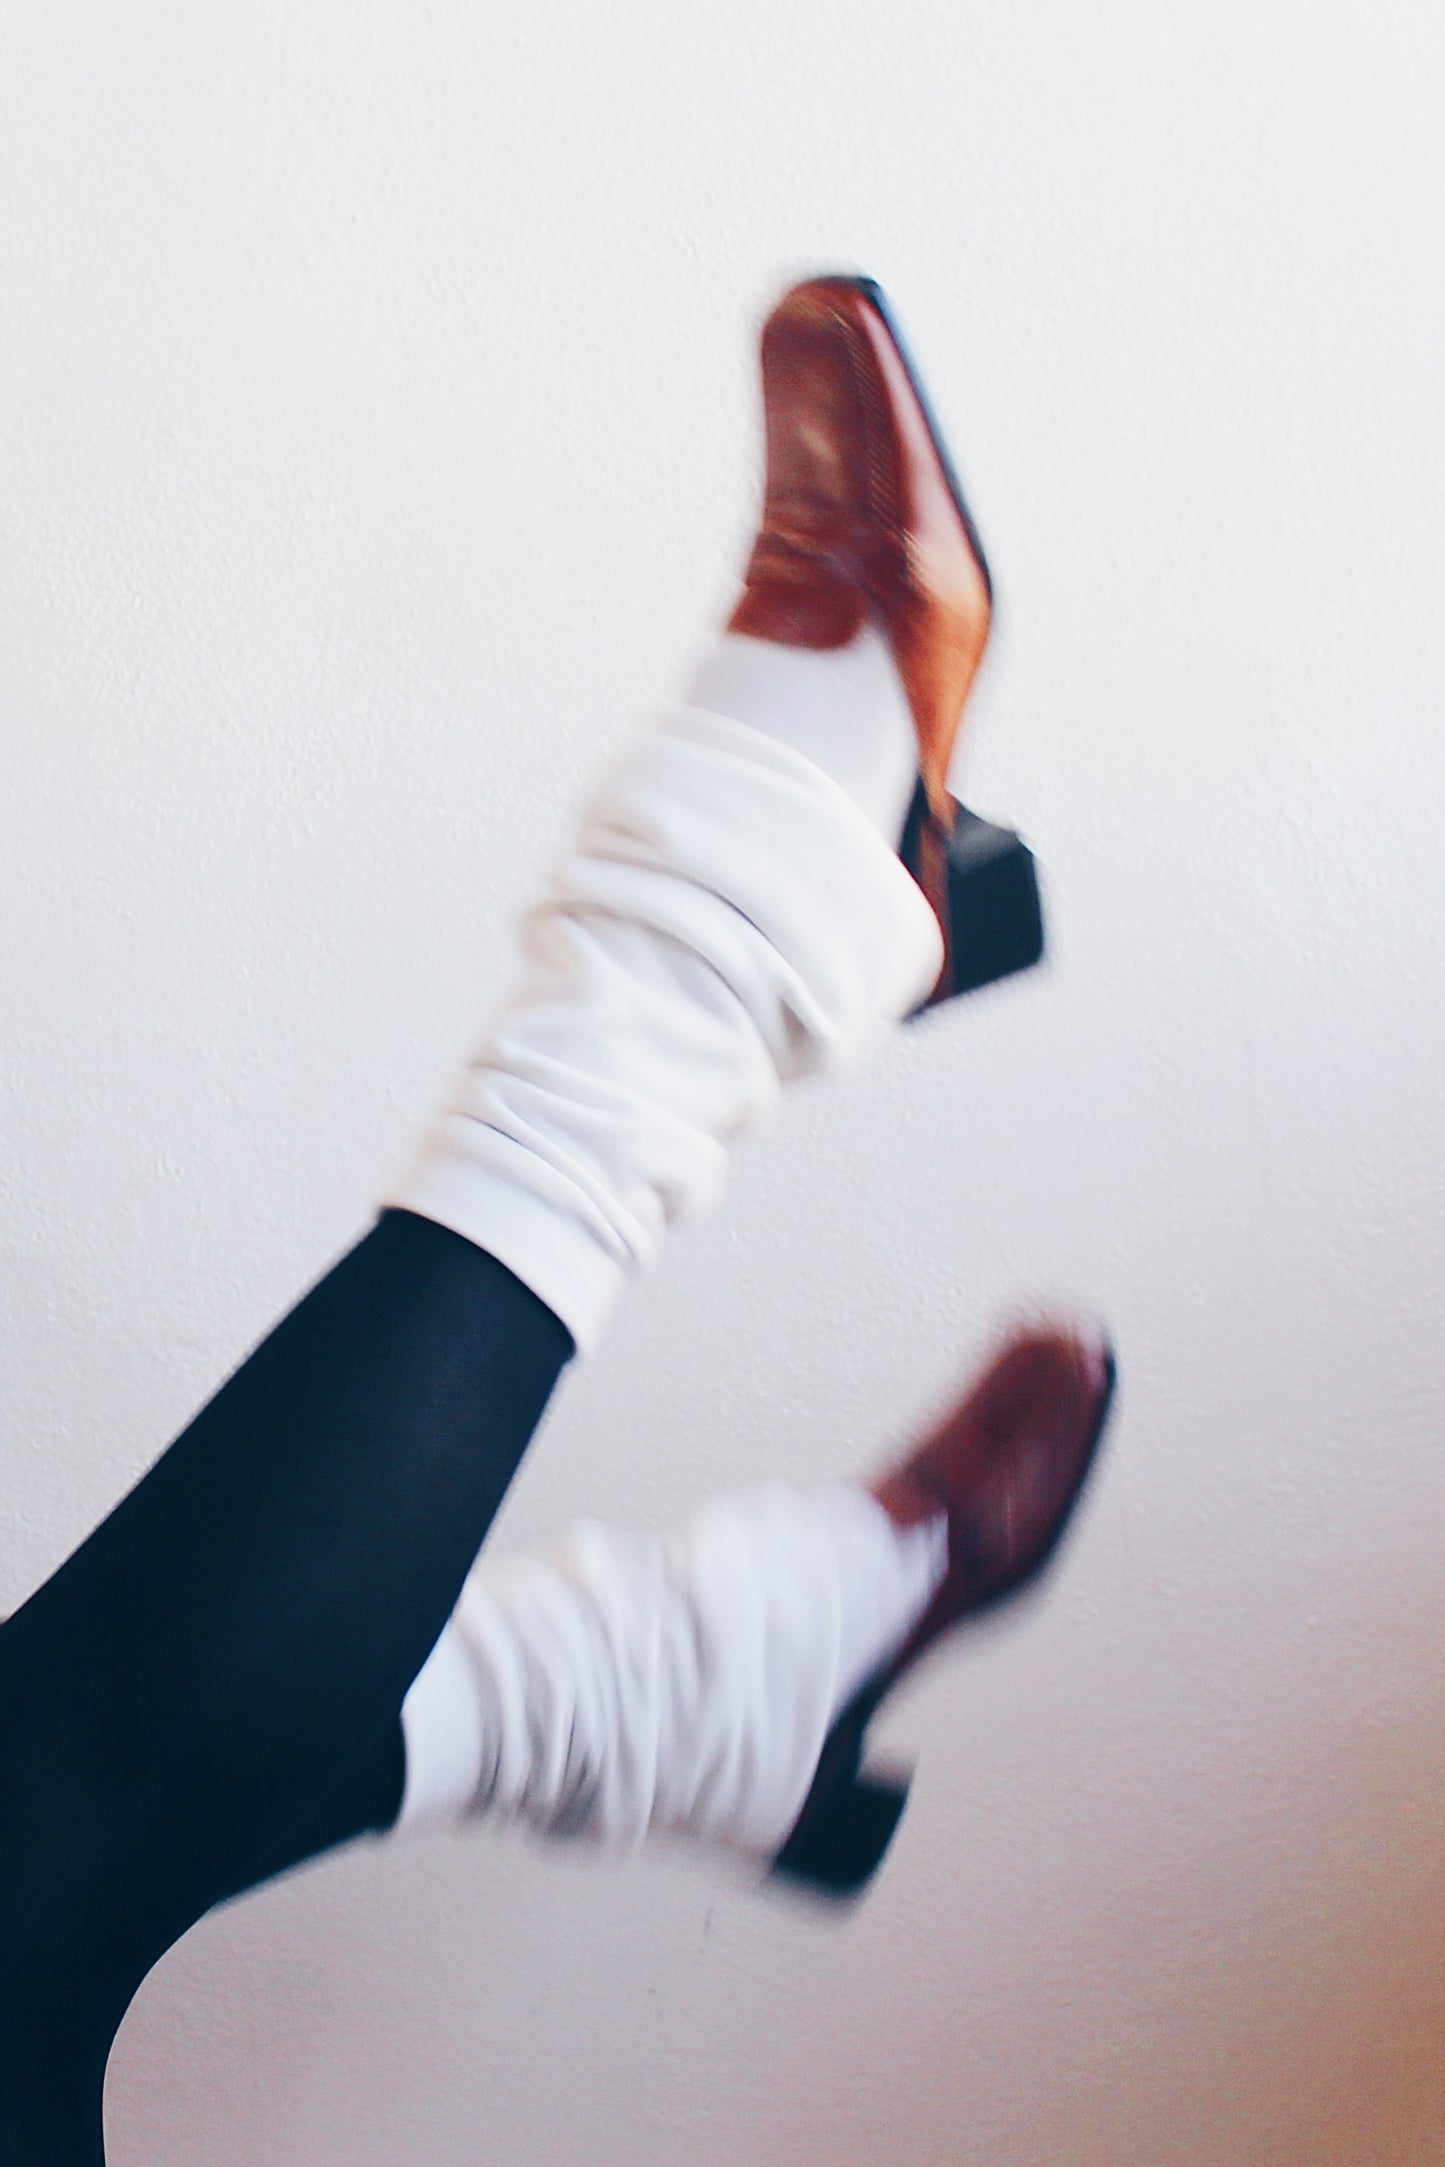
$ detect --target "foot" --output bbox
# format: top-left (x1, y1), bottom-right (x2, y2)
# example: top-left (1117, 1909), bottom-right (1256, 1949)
top-left (398, 1324), bottom-right (1113, 1900)
top-left (872, 1326), bottom-right (1113, 1656)
top-left (774, 1326), bottom-right (1114, 1894)
top-left (725, 274), bottom-right (1035, 1009)
top-left (729, 276), bottom-right (993, 808)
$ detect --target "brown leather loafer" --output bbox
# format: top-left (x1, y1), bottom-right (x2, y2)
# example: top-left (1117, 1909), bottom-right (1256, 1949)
top-left (730, 275), bottom-right (1043, 1012)
top-left (773, 1327), bottom-right (1114, 1896)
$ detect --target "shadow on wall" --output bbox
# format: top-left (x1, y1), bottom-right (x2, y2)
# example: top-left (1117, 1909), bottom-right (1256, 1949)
top-left (111, 1652), bottom-right (1445, 2167)
top-left (796, 1665), bottom-right (1445, 2166)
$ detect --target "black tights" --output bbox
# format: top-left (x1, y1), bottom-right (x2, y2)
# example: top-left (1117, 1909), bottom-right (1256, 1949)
top-left (0, 1208), bottom-right (572, 2165)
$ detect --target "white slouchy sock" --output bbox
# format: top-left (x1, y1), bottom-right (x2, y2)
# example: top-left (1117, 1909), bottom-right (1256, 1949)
top-left (388, 637), bottom-right (939, 1352)
top-left (396, 1481), bottom-right (948, 1859)
top-left (684, 626), bottom-right (919, 846)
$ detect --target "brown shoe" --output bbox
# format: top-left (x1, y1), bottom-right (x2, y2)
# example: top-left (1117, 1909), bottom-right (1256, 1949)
top-left (730, 275), bottom-right (1043, 1013)
top-left (773, 1326), bottom-right (1115, 1896)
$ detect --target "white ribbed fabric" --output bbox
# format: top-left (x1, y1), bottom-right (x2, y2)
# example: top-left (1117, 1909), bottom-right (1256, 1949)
top-left (388, 703), bottom-right (941, 1353)
top-left (397, 1483), bottom-right (947, 1858)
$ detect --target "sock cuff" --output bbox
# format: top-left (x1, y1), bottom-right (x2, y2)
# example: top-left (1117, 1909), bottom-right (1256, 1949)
top-left (398, 1622), bottom-right (488, 1830)
top-left (388, 1143), bottom-right (626, 1356)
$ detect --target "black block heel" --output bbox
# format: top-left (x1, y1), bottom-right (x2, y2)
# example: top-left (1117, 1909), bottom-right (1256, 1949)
top-left (770, 1698), bottom-right (912, 1899)
top-left (898, 780), bottom-right (1046, 1014)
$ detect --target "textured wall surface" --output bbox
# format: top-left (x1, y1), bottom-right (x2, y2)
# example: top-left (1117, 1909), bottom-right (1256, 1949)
top-left (3, 4), bottom-right (1444, 2162)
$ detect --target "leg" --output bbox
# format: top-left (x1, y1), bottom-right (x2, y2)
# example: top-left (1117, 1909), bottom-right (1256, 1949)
top-left (392, 1328), bottom-right (1112, 1888)
top-left (0, 586), bottom-right (939, 2162)
top-left (0, 1217), bottom-right (568, 2163)
top-left (1, 700), bottom-right (938, 2158)
top-left (0, 272), bottom-right (1055, 2159)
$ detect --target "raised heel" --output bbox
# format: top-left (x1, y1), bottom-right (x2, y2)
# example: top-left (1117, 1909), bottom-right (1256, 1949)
top-left (900, 782), bottom-right (1045, 1014)
top-left (770, 1704), bottom-right (912, 1899)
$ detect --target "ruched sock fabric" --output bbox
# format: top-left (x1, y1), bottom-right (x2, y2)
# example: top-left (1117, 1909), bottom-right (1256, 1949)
top-left (389, 696), bottom-right (940, 1353)
top-left (397, 1483), bottom-right (947, 1860)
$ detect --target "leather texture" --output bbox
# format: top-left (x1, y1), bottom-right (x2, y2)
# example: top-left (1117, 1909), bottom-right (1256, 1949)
top-left (773, 1328), bottom-right (1113, 1898)
top-left (870, 1329), bottom-right (1113, 1666)
top-left (728, 276), bottom-right (993, 825)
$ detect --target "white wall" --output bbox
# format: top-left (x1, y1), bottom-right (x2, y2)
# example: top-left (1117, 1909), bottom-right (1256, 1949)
top-left (3, 3), bottom-right (1444, 2161)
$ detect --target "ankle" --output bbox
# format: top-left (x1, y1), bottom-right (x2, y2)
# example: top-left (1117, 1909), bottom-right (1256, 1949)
top-left (683, 625), bottom-right (918, 845)
top-left (812, 1484), bottom-right (948, 1724)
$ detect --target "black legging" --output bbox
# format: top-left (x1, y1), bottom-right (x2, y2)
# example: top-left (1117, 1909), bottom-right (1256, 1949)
top-left (0, 1207), bottom-right (572, 2165)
